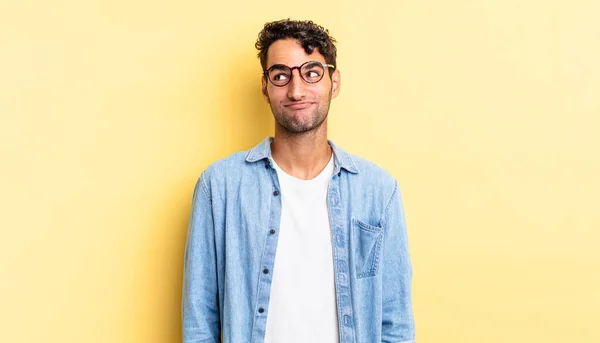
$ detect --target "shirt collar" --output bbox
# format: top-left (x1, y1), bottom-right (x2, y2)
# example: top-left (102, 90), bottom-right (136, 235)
top-left (245, 136), bottom-right (359, 174)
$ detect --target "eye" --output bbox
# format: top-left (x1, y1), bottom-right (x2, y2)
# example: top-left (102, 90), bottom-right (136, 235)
top-left (305, 70), bottom-right (321, 78)
top-left (272, 73), bottom-right (290, 81)
top-left (302, 63), bottom-right (325, 80)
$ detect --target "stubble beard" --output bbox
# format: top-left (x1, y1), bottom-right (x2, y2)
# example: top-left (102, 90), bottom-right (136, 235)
top-left (271, 90), bottom-right (332, 135)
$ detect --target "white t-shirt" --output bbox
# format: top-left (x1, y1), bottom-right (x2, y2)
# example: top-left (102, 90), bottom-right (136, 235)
top-left (264, 154), bottom-right (339, 343)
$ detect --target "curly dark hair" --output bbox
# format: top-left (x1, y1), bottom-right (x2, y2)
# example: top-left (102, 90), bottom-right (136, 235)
top-left (255, 19), bottom-right (337, 71)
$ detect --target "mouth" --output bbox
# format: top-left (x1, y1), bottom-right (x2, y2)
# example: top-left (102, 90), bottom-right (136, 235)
top-left (284, 102), bottom-right (315, 110)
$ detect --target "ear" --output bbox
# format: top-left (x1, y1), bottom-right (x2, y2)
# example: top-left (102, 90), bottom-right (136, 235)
top-left (261, 76), bottom-right (270, 103)
top-left (330, 69), bottom-right (341, 99)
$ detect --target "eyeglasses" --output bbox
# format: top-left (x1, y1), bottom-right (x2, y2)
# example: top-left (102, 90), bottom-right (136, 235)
top-left (263, 60), bottom-right (336, 87)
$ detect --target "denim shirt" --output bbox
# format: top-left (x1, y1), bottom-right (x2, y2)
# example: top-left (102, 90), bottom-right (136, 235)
top-left (182, 137), bottom-right (415, 343)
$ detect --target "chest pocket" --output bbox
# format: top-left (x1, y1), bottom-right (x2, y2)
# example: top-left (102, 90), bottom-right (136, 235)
top-left (352, 218), bottom-right (384, 278)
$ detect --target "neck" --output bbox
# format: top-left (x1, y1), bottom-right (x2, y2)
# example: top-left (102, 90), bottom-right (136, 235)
top-left (271, 122), bottom-right (332, 180)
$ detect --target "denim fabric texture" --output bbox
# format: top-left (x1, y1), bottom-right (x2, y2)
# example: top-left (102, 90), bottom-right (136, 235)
top-left (182, 137), bottom-right (415, 343)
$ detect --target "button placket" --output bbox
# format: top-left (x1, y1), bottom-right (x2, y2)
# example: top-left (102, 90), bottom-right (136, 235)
top-left (252, 162), bottom-right (283, 342)
top-left (327, 178), bottom-right (355, 343)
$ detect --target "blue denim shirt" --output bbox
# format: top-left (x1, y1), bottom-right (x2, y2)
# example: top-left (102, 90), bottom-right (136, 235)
top-left (182, 137), bottom-right (415, 343)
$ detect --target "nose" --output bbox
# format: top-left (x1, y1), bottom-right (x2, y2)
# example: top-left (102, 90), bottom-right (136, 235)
top-left (286, 68), bottom-right (306, 101)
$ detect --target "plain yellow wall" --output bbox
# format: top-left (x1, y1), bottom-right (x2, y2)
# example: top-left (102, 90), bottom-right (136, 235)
top-left (1, 0), bottom-right (599, 342)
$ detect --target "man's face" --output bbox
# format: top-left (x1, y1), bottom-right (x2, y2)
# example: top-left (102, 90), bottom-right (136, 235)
top-left (261, 39), bottom-right (341, 134)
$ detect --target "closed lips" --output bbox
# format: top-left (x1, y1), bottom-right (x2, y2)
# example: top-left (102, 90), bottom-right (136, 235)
top-left (284, 102), bottom-right (314, 109)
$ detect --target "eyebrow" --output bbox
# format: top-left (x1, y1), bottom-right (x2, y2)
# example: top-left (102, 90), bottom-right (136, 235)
top-left (268, 64), bottom-right (290, 72)
top-left (303, 61), bottom-right (323, 69)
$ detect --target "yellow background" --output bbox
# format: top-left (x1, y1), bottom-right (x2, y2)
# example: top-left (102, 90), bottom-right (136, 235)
top-left (1, 0), bottom-right (599, 342)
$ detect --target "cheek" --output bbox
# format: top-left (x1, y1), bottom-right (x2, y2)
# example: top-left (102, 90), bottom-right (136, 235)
top-left (317, 87), bottom-right (331, 100)
top-left (268, 90), bottom-right (287, 103)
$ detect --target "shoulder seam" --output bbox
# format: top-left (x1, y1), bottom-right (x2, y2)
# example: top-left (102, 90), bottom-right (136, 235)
top-left (383, 180), bottom-right (399, 224)
top-left (199, 172), bottom-right (212, 204)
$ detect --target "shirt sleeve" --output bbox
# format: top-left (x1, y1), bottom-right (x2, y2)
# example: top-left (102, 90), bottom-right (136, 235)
top-left (182, 173), bottom-right (221, 343)
top-left (381, 181), bottom-right (416, 343)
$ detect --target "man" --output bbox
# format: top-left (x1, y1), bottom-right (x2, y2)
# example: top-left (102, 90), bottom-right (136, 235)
top-left (182, 19), bottom-right (415, 343)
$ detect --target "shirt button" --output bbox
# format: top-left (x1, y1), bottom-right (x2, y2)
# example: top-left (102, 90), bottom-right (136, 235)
top-left (258, 308), bottom-right (265, 313)
top-left (273, 190), bottom-right (279, 196)
top-left (263, 268), bottom-right (269, 274)
top-left (269, 229), bottom-right (276, 234)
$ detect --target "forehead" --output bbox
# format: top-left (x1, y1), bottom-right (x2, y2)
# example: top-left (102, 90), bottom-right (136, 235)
top-left (266, 39), bottom-right (326, 67)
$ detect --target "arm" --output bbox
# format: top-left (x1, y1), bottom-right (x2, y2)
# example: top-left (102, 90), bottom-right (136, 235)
top-left (381, 181), bottom-right (416, 343)
top-left (182, 173), bottom-right (221, 343)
